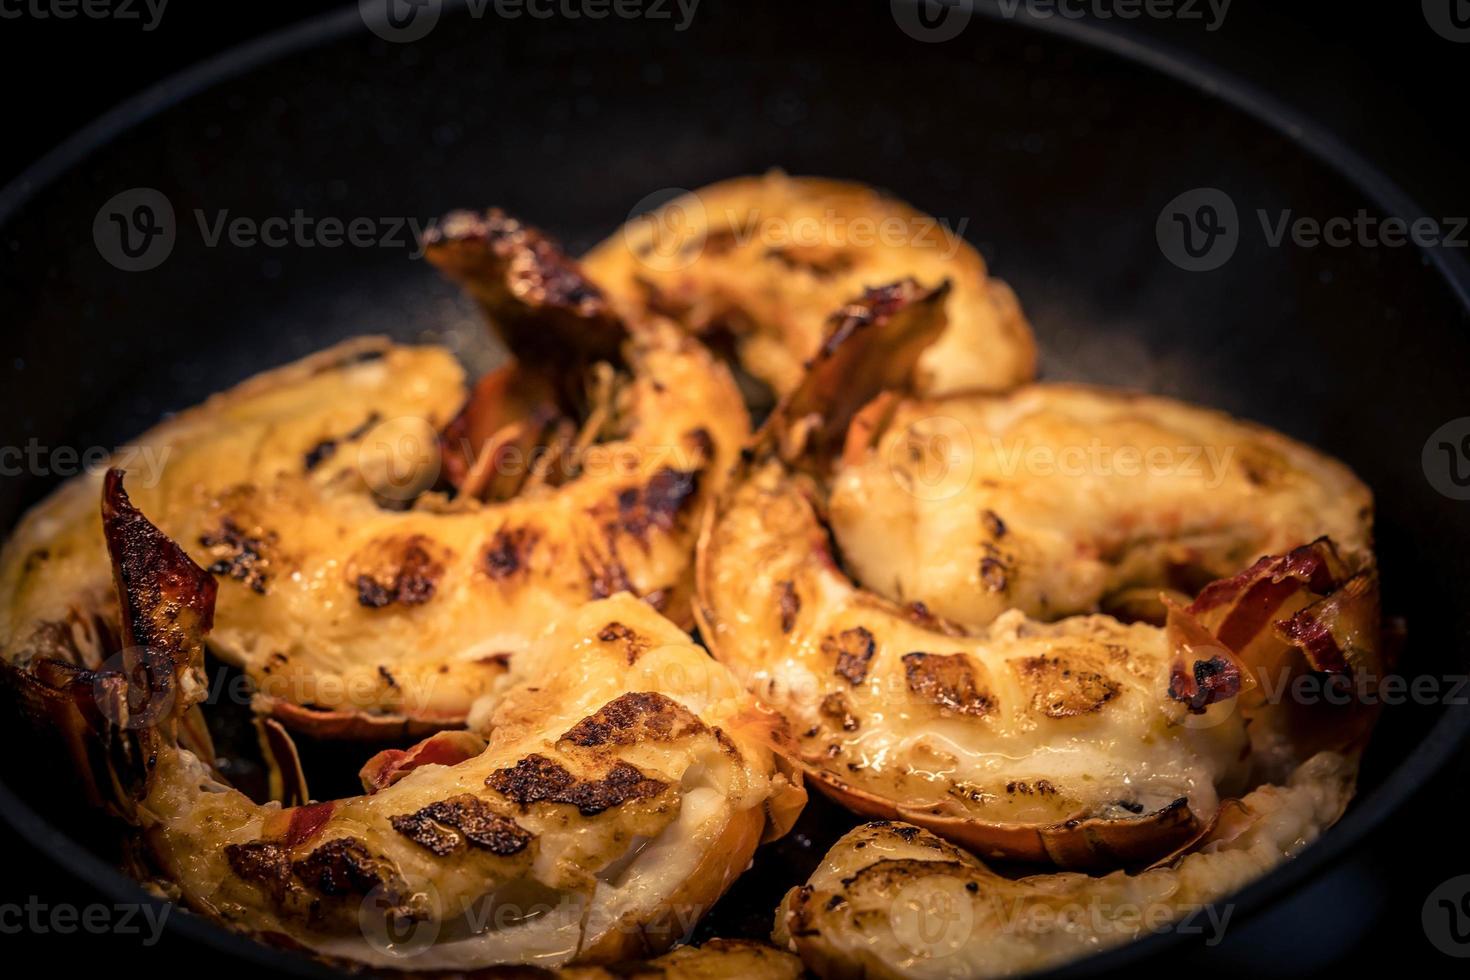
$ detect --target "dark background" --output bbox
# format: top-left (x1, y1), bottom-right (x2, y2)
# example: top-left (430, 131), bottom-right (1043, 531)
top-left (0, 1), bottom-right (1466, 975)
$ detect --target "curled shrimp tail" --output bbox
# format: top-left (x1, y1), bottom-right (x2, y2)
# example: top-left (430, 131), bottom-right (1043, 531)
top-left (760, 277), bottom-right (950, 475)
top-left (423, 208), bottom-right (632, 497)
top-left (2, 469), bottom-right (218, 813)
top-left (1167, 537), bottom-right (1384, 775)
top-left (422, 207), bottom-right (627, 393)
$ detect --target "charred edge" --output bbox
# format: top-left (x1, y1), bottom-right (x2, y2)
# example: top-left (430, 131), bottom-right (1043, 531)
top-left (424, 209), bottom-right (609, 315)
top-left (819, 280), bottom-right (933, 358)
top-left (1168, 655), bottom-right (1241, 713)
top-left (1274, 607), bottom-right (1351, 673)
top-left (485, 754), bottom-right (666, 816)
top-left (100, 471), bottom-right (216, 732)
top-left (421, 208), bottom-right (625, 379)
top-left (1191, 539), bottom-right (1339, 616)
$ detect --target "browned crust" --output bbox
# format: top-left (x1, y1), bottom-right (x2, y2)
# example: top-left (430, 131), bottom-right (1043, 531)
top-left (559, 692), bottom-right (708, 747)
top-left (485, 754), bottom-right (668, 816)
top-left (901, 652), bottom-right (993, 717)
top-left (389, 795), bottom-right (534, 857)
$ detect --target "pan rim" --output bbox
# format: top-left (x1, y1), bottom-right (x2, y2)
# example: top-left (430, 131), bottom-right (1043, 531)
top-left (2, 1), bottom-right (1465, 973)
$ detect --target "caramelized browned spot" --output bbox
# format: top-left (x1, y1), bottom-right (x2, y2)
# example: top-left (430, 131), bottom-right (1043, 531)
top-left (902, 653), bottom-right (993, 717)
top-left (485, 754), bottom-right (666, 816)
top-left (560, 692), bottom-right (707, 747)
top-left (819, 692), bottom-right (861, 732)
top-left (765, 243), bottom-right (856, 278)
top-left (1016, 655), bottom-right (1121, 718)
top-left (225, 841), bottom-right (293, 899)
top-left (484, 526), bottom-right (539, 580)
top-left (823, 627), bottom-right (876, 686)
top-left (200, 516), bottom-right (273, 595)
top-left (612, 468), bottom-right (701, 540)
top-left (979, 555), bottom-right (1009, 593)
top-left (355, 535), bottom-right (445, 608)
top-left (1005, 779), bottom-right (1058, 796)
top-left (596, 622), bottom-right (648, 662)
top-left (581, 547), bottom-right (633, 600)
top-left (685, 426), bottom-right (716, 464)
top-left (390, 795), bottom-right (534, 857)
top-left (777, 580), bottom-right (800, 633)
top-left (290, 837), bottom-right (385, 896)
top-left (981, 509), bottom-right (1007, 538)
top-left (304, 412), bottom-right (381, 472)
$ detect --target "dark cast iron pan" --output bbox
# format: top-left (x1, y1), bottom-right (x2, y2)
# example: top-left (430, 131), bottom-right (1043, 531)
top-left (2, 1), bottom-right (1468, 975)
